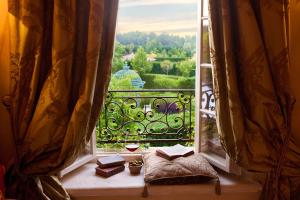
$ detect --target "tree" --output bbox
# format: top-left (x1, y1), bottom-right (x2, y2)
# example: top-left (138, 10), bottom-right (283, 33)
top-left (112, 42), bottom-right (125, 73)
top-left (131, 47), bottom-right (152, 74)
top-left (160, 60), bottom-right (173, 75)
top-left (116, 31), bottom-right (195, 57)
top-left (176, 59), bottom-right (195, 77)
top-left (145, 39), bottom-right (162, 53)
top-left (125, 43), bottom-right (135, 54)
top-left (158, 49), bottom-right (168, 58)
top-left (170, 48), bottom-right (186, 58)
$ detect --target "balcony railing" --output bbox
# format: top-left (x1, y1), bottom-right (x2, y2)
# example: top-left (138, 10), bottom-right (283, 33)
top-left (97, 89), bottom-right (195, 146)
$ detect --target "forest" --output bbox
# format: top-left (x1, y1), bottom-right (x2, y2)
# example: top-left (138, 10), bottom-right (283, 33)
top-left (111, 31), bottom-right (197, 81)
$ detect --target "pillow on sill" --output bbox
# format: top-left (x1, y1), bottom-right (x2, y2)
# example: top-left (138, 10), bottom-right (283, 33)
top-left (143, 152), bottom-right (219, 185)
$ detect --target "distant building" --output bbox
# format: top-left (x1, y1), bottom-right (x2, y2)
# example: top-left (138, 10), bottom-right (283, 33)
top-left (122, 53), bottom-right (135, 61)
top-left (147, 53), bottom-right (157, 62)
top-left (113, 63), bottom-right (145, 89)
top-left (122, 52), bottom-right (157, 62)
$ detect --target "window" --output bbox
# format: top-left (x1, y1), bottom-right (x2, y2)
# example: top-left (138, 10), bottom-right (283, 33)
top-left (59, 131), bottom-right (96, 177)
top-left (96, 0), bottom-right (197, 152)
top-left (196, 0), bottom-right (240, 174)
top-left (60, 0), bottom-right (239, 177)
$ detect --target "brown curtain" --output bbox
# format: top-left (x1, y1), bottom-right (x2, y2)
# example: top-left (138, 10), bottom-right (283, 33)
top-left (0, 0), bottom-right (119, 199)
top-left (208, 0), bottom-right (300, 199)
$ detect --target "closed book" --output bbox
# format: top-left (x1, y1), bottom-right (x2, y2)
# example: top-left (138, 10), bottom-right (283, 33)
top-left (95, 165), bottom-right (125, 178)
top-left (97, 155), bottom-right (125, 168)
top-left (156, 144), bottom-right (194, 160)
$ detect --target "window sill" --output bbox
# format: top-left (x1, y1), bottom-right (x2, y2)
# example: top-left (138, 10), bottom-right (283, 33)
top-left (61, 161), bottom-right (261, 200)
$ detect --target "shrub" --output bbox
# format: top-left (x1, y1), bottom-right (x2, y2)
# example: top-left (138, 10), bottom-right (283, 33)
top-left (176, 59), bottom-right (196, 77)
top-left (151, 62), bottom-right (162, 74)
top-left (141, 74), bottom-right (195, 89)
top-left (155, 57), bottom-right (186, 62)
top-left (142, 74), bottom-right (177, 89)
top-left (151, 61), bottom-right (178, 75)
top-left (177, 77), bottom-right (195, 89)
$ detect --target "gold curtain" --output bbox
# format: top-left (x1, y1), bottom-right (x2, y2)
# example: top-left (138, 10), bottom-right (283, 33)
top-left (208, 0), bottom-right (300, 199)
top-left (1, 0), bottom-right (119, 199)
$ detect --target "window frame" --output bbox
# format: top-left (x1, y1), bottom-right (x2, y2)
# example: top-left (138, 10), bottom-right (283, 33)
top-left (195, 0), bottom-right (240, 175)
top-left (60, 0), bottom-right (240, 177)
top-left (58, 129), bottom-right (97, 178)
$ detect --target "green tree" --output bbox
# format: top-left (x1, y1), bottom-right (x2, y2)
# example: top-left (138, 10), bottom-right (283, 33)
top-left (158, 49), bottom-right (168, 58)
top-left (131, 47), bottom-right (152, 74)
top-left (145, 39), bottom-right (162, 53)
top-left (160, 60), bottom-right (173, 75)
top-left (170, 48), bottom-right (186, 58)
top-left (176, 59), bottom-right (195, 77)
top-left (112, 42), bottom-right (125, 73)
top-left (125, 43), bottom-right (135, 54)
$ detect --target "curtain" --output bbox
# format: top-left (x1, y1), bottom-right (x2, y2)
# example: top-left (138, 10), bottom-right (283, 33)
top-left (0, 0), bottom-right (119, 199)
top-left (208, 0), bottom-right (300, 199)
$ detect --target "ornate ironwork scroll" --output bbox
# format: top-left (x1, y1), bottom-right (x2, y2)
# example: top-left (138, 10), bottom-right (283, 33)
top-left (97, 89), bottom-right (195, 145)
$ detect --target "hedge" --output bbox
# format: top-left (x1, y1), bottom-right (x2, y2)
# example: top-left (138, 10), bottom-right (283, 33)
top-left (141, 74), bottom-right (195, 89)
top-left (150, 61), bottom-right (178, 75)
top-left (155, 57), bottom-right (186, 62)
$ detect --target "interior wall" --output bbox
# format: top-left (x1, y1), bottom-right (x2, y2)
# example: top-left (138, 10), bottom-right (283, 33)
top-left (0, 0), bottom-right (299, 165)
top-left (290, 1), bottom-right (300, 145)
top-left (0, 1), bottom-right (15, 166)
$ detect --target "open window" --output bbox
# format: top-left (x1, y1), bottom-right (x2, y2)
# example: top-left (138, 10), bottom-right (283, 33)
top-left (58, 129), bottom-right (97, 177)
top-left (60, 0), bottom-right (240, 177)
top-left (95, 0), bottom-right (197, 153)
top-left (195, 0), bottom-right (240, 174)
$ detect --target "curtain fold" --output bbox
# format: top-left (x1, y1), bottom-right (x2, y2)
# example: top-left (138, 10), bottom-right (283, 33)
top-left (208, 0), bottom-right (300, 199)
top-left (1, 0), bottom-right (119, 199)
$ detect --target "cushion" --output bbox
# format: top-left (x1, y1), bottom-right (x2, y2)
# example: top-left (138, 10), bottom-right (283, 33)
top-left (143, 152), bottom-right (219, 185)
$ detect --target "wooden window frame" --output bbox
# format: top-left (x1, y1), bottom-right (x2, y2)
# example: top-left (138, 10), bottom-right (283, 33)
top-left (58, 129), bottom-right (97, 178)
top-left (60, 0), bottom-right (240, 177)
top-left (195, 0), bottom-right (240, 175)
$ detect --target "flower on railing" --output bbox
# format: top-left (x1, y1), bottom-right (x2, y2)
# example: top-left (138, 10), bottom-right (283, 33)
top-left (156, 102), bottom-right (181, 114)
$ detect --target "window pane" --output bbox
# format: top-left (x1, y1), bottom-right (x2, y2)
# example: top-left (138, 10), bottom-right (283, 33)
top-left (201, 20), bottom-right (210, 63)
top-left (200, 82), bottom-right (226, 158)
top-left (201, 67), bottom-right (212, 85)
top-left (200, 117), bottom-right (225, 158)
top-left (203, 0), bottom-right (209, 17)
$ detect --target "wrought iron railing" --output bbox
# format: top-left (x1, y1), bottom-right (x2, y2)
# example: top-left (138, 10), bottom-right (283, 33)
top-left (96, 86), bottom-right (216, 147)
top-left (97, 89), bottom-right (195, 145)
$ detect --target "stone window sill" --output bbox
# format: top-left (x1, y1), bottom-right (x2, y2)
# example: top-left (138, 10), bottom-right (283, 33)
top-left (62, 161), bottom-right (261, 200)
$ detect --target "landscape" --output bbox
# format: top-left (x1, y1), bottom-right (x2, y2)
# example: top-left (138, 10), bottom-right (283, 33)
top-left (96, 31), bottom-right (201, 150)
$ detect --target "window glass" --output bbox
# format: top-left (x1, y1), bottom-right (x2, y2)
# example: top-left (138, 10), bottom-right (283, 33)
top-left (201, 20), bottom-right (210, 63)
top-left (200, 1), bottom-right (225, 159)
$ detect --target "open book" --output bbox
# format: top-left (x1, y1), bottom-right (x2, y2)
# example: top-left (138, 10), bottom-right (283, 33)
top-left (156, 144), bottom-right (194, 160)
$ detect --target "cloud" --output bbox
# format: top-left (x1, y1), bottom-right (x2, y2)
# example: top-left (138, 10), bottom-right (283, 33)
top-left (117, 0), bottom-right (198, 36)
top-left (117, 18), bottom-right (197, 36)
top-left (120, 0), bottom-right (197, 8)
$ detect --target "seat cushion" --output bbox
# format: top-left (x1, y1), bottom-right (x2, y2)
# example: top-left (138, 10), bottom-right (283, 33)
top-left (143, 152), bottom-right (218, 185)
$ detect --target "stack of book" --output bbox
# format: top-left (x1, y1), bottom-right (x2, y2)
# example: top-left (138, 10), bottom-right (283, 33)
top-left (95, 155), bottom-right (126, 178)
top-left (156, 144), bottom-right (194, 160)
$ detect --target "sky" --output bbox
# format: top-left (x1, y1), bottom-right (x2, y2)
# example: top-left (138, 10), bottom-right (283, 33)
top-left (117, 0), bottom-right (198, 36)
